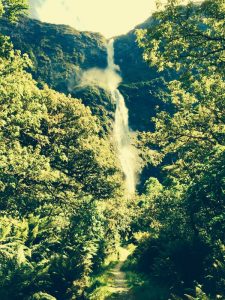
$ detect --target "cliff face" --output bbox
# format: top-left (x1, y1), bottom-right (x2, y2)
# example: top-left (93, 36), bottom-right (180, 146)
top-left (0, 17), bottom-right (108, 93)
top-left (114, 17), bottom-right (159, 84)
top-left (0, 16), bottom-right (164, 133)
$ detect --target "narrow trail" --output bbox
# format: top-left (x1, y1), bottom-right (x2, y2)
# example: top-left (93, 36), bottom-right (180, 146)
top-left (106, 248), bottom-right (135, 300)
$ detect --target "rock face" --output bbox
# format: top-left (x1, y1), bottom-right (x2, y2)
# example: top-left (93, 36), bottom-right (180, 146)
top-left (114, 17), bottom-right (159, 84)
top-left (0, 17), bottom-right (108, 93)
top-left (0, 17), bottom-right (163, 130)
top-left (0, 16), bottom-right (163, 129)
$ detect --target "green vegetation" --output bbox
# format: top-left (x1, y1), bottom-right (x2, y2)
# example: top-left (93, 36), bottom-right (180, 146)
top-left (0, 1), bottom-right (132, 299)
top-left (0, 16), bottom-right (107, 94)
top-left (0, 0), bottom-right (224, 299)
top-left (125, 271), bottom-right (169, 300)
top-left (125, 0), bottom-right (225, 299)
top-left (0, 12), bottom-right (169, 190)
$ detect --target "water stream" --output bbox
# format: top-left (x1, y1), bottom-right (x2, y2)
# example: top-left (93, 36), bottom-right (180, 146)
top-left (107, 40), bottom-right (137, 195)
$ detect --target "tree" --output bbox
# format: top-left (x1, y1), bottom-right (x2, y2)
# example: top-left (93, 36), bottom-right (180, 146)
top-left (0, 1), bottom-right (128, 299)
top-left (131, 0), bottom-right (225, 298)
top-left (137, 0), bottom-right (225, 77)
top-left (1, 0), bottom-right (27, 22)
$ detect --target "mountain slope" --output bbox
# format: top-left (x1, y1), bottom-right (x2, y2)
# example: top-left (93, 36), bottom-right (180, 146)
top-left (0, 16), bottom-right (163, 131)
top-left (114, 17), bottom-right (159, 84)
top-left (0, 17), bottom-right (107, 93)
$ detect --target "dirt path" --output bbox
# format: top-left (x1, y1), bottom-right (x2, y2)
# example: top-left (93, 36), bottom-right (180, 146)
top-left (106, 248), bottom-right (134, 299)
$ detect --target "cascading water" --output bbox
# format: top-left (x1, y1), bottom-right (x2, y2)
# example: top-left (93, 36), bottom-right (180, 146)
top-left (80, 40), bottom-right (138, 194)
top-left (107, 40), bottom-right (137, 195)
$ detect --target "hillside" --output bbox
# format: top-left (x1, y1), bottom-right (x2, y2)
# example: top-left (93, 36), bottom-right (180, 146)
top-left (0, 16), bottom-right (164, 133)
top-left (114, 17), bottom-right (158, 83)
top-left (0, 15), bottom-right (168, 185)
top-left (0, 17), bottom-right (107, 93)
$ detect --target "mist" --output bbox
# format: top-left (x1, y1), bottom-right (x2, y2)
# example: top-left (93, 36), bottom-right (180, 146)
top-left (29, 0), bottom-right (44, 19)
top-left (77, 40), bottom-right (139, 194)
top-left (80, 67), bottom-right (122, 91)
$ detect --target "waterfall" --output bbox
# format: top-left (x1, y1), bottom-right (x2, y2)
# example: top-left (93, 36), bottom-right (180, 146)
top-left (107, 40), bottom-right (137, 195)
top-left (80, 40), bottom-right (138, 194)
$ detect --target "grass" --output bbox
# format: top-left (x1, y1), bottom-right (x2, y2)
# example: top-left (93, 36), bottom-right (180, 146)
top-left (121, 244), bottom-right (170, 300)
top-left (125, 270), bottom-right (170, 300)
top-left (86, 245), bottom-right (170, 300)
top-left (87, 261), bottom-right (118, 300)
top-left (86, 246), bottom-right (133, 300)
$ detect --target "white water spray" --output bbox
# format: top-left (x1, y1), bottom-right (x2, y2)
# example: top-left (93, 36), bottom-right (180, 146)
top-left (107, 40), bottom-right (138, 195)
top-left (80, 40), bottom-right (138, 194)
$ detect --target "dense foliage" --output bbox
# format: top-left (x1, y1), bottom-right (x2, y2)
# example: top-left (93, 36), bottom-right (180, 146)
top-left (0, 13), bottom-right (171, 191)
top-left (0, 16), bottom-right (107, 93)
top-left (0, 1), bottom-right (133, 299)
top-left (127, 0), bottom-right (225, 299)
top-left (1, 0), bottom-right (224, 299)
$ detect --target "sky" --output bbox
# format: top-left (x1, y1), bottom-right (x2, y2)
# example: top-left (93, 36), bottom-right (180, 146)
top-left (29, 0), bottom-right (157, 38)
